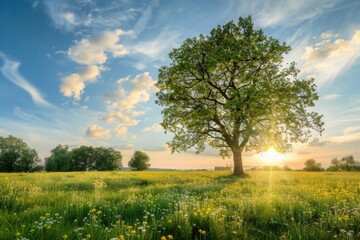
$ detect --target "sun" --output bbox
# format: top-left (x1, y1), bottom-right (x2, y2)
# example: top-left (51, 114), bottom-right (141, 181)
top-left (260, 147), bottom-right (285, 164)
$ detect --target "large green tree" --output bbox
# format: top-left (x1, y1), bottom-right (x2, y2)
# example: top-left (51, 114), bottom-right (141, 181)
top-left (0, 135), bottom-right (39, 172)
top-left (156, 17), bottom-right (324, 175)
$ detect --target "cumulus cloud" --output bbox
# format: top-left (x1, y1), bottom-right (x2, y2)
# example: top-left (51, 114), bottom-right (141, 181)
top-left (86, 124), bottom-right (111, 139)
top-left (61, 29), bottom-right (128, 100)
top-left (60, 65), bottom-right (100, 100)
top-left (101, 72), bottom-right (158, 141)
top-left (114, 125), bottom-right (127, 139)
top-left (303, 30), bottom-right (360, 85)
top-left (143, 123), bottom-right (163, 132)
top-left (308, 137), bottom-right (331, 147)
top-left (103, 111), bottom-right (141, 126)
top-left (116, 72), bottom-right (158, 110)
top-left (68, 29), bottom-right (127, 65)
top-left (0, 52), bottom-right (55, 108)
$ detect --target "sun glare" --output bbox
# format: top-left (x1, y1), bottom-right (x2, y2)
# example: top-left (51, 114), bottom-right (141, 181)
top-left (260, 147), bottom-right (284, 164)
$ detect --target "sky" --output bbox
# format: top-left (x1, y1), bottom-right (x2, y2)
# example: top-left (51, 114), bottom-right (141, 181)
top-left (1, 0), bottom-right (360, 169)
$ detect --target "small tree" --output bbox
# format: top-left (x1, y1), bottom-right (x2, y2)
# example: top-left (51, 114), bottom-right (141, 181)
top-left (156, 16), bottom-right (324, 176)
top-left (304, 159), bottom-right (323, 171)
top-left (128, 151), bottom-right (150, 171)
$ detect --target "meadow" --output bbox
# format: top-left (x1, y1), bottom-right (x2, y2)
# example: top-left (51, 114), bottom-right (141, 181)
top-left (0, 171), bottom-right (359, 240)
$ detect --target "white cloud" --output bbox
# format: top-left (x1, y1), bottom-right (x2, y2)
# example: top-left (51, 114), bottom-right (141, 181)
top-left (116, 72), bottom-right (158, 110)
top-left (321, 32), bottom-right (339, 39)
top-left (343, 126), bottom-right (360, 135)
top-left (44, 0), bottom-right (80, 31)
top-left (132, 0), bottom-right (159, 35)
top-left (322, 94), bottom-right (340, 100)
top-left (0, 52), bottom-right (55, 108)
top-left (114, 125), bottom-right (128, 138)
top-left (131, 31), bottom-right (180, 60)
top-left (61, 29), bottom-right (128, 100)
top-left (62, 12), bottom-right (76, 25)
top-left (44, 0), bottom-right (140, 32)
top-left (229, 0), bottom-right (341, 28)
top-left (102, 72), bottom-right (157, 140)
top-left (330, 131), bottom-right (360, 143)
top-left (68, 29), bottom-right (127, 65)
top-left (303, 30), bottom-right (360, 86)
top-left (103, 111), bottom-right (140, 126)
top-left (86, 124), bottom-right (111, 139)
top-left (116, 76), bottom-right (130, 84)
top-left (60, 65), bottom-right (100, 100)
top-left (143, 123), bottom-right (163, 132)
top-left (133, 62), bottom-right (147, 70)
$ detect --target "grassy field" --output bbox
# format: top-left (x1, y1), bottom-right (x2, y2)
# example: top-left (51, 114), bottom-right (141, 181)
top-left (0, 171), bottom-right (359, 240)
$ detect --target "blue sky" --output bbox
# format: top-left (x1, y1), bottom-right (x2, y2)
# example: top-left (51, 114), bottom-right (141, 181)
top-left (1, 0), bottom-right (360, 169)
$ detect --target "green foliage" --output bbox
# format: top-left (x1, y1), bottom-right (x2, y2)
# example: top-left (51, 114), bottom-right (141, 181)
top-left (156, 16), bottom-right (324, 175)
top-left (128, 150), bottom-right (151, 171)
top-left (45, 145), bottom-right (72, 171)
top-left (92, 146), bottom-right (122, 171)
top-left (45, 145), bottom-right (122, 172)
top-left (303, 159), bottom-right (324, 171)
top-left (0, 171), bottom-right (359, 240)
top-left (0, 135), bottom-right (39, 172)
top-left (327, 155), bottom-right (359, 171)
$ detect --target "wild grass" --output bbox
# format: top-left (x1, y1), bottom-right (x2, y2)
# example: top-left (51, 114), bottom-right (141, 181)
top-left (0, 171), bottom-right (359, 240)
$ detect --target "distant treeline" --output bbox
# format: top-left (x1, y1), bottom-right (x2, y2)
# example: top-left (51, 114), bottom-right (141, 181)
top-left (0, 135), bottom-right (150, 172)
top-left (249, 156), bottom-right (360, 172)
top-left (1, 135), bottom-right (359, 172)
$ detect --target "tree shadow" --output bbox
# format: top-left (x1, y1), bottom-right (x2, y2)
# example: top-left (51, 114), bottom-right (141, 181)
top-left (214, 173), bottom-right (250, 184)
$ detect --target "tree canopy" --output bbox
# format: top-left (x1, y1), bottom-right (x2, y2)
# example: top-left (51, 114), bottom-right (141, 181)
top-left (0, 135), bottom-right (39, 172)
top-left (327, 155), bottom-right (359, 171)
top-left (156, 16), bottom-right (324, 175)
top-left (128, 151), bottom-right (151, 171)
top-left (45, 145), bottom-right (122, 172)
top-left (303, 159), bottom-right (323, 171)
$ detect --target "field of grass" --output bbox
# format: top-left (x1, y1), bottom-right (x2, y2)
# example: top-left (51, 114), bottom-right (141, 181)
top-left (0, 171), bottom-right (359, 240)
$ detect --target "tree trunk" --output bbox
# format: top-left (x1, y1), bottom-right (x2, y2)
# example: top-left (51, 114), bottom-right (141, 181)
top-left (232, 148), bottom-right (245, 176)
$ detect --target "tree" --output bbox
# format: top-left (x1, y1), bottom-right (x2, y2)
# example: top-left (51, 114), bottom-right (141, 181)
top-left (70, 146), bottom-right (95, 171)
top-left (327, 155), bottom-right (358, 171)
top-left (0, 135), bottom-right (39, 172)
top-left (156, 17), bottom-right (324, 175)
top-left (339, 155), bottom-right (356, 171)
top-left (327, 157), bottom-right (341, 171)
top-left (92, 147), bottom-right (122, 171)
top-left (303, 159), bottom-right (323, 171)
top-left (45, 145), bottom-right (72, 172)
top-left (128, 151), bottom-right (150, 171)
